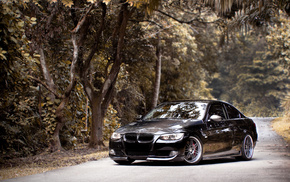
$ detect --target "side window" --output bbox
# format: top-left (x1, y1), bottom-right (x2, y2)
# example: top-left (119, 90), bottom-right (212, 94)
top-left (208, 104), bottom-right (226, 120)
top-left (225, 104), bottom-right (241, 119)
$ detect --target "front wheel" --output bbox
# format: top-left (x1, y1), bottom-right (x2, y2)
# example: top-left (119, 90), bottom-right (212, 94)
top-left (237, 134), bottom-right (254, 160)
top-left (183, 136), bottom-right (203, 164)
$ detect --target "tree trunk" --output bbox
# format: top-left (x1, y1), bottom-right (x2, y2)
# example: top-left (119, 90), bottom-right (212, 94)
top-left (51, 98), bottom-right (68, 151)
top-left (152, 34), bottom-right (162, 109)
top-left (89, 96), bottom-right (105, 148)
top-left (51, 77), bottom-right (76, 151)
top-left (87, 1), bottom-right (132, 148)
top-left (38, 46), bottom-right (56, 101)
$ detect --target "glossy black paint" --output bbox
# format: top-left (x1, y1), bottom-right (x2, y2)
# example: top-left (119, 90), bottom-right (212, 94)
top-left (109, 100), bottom-right (258, 164)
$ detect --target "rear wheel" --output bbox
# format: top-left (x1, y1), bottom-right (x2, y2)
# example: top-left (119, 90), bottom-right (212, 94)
top-left (237, 134), bottom-right (254, 160)
top-left (183, 136), bottom-right (203, 164)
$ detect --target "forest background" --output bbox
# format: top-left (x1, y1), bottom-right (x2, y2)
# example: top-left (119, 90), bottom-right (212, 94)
top-left (1, 0), bottom-right (290, 168)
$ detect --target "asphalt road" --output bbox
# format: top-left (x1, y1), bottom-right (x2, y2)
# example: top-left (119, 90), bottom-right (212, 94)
top-left (3, 118), bottom-right (290, 182)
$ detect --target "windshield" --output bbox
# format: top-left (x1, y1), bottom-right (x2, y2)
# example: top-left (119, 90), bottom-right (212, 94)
top-left (143, 102), bottom-right (207, 120)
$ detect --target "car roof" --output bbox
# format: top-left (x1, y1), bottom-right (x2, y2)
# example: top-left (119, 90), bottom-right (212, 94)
top-left (162, 100), bottom-right (230, 105)
top-left (154, 100), bottom-right (246, 119)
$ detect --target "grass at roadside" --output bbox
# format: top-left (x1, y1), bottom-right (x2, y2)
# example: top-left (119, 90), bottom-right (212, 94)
top-left (0, 144), bottom-right (108, 180)
top-left (272, 117), bottom-right (290, 143)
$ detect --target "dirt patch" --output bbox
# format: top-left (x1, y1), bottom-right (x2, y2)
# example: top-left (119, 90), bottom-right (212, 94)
top-left (0, 143), bottom-right (109, 180)
top-left (272, 117), bottom-right (290, 143)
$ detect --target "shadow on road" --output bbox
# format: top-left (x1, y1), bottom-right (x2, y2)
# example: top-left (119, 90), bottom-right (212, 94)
top-left (114, 157), bottom-right (249, 167)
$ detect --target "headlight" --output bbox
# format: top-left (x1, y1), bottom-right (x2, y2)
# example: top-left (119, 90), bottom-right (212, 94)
top-left (157, 133), bottom-right (184, 142)
top-left (111, 132), bottom-right (122, 140)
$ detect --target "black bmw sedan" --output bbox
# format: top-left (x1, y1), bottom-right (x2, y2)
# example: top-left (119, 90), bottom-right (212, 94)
top-left (109, 100), bottom-right (258, 165)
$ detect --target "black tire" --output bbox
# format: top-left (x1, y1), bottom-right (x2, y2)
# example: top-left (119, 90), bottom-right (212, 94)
top-left (237, 134), bottom-right (254, 161)
top-left (183, 136), bottom-right (203, 164)
top-left (114, 159), bottom-right (135, 165)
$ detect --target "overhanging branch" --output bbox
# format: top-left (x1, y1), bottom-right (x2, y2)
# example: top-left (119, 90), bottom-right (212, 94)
top-left (29, 76), bottom-right (63, 99)
top-left (157, 9), bottom-right (222, 25)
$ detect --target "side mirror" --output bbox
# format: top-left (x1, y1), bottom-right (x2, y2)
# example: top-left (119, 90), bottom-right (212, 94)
top-left (209, 115), bottom-right (222, 122)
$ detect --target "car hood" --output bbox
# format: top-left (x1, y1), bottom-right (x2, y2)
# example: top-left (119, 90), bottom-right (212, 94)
top-left (115, 119), bottom-right (203, 135)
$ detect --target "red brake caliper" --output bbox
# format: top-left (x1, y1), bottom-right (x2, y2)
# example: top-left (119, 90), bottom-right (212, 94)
top-left (192, 142), bottom-right (196, 156)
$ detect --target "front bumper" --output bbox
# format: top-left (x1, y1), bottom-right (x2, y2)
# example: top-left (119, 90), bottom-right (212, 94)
top-left (110, 155), bottom-right (180, 162)
top-left (109, 136), bottom-right (187, 162)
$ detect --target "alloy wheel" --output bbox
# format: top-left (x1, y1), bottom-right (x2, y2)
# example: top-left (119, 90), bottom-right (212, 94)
top-left (243, 135), bottom-right (254, 159)
top-left (184, 136), bottom-right (203, 164)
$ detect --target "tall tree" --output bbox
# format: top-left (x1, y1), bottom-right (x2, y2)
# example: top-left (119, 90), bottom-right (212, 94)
top-left (24, 0), bottom-right (85, 151)
top-left (72, 0), bottom-right (160, 148)
top-left (21, 0), bottom-right (161, 150)
top-left (78, 1), bottom-right (132, 148)
top-left (151, 34), bottom-right (162, 109)
top-left (142, 0), bottom-right (219, 103)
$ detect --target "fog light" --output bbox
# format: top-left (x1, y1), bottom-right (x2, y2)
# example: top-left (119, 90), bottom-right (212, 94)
top-left (109, 149), bottom-right (116, 155)
top-left (169, 151), bottom-right (178, 157)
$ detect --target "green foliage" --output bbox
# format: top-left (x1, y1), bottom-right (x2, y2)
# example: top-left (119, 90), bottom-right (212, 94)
top-left (266, 14), bottom-right (290, 128)
top-left (150, 13), bottom-right (218, 102)
top-left (103, 105), bottom-right (121, 140)
top-left (40, 97), bottom-right (57, 136)
top-left (0, 1), bottom-right (29, 93)
top-left (266, 16), bottom-right (290, 73)
top-left (210, 32), bottom-right (289, 117)
top-left (0, 93), bottom-right (46, 157)
top-left (0, 0), bottom-right (47, 158)
top-left (116, 62), bottom-right (153, 124)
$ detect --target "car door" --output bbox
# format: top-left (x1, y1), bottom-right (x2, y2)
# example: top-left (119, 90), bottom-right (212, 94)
top-left (203, 103), bottom-right (234, 154)
top-left (223, 103), bottom-right (246, 151)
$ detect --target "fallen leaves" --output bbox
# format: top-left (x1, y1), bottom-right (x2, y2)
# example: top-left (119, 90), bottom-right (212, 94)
top-left (0, 143), bottom-right (108, 180)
